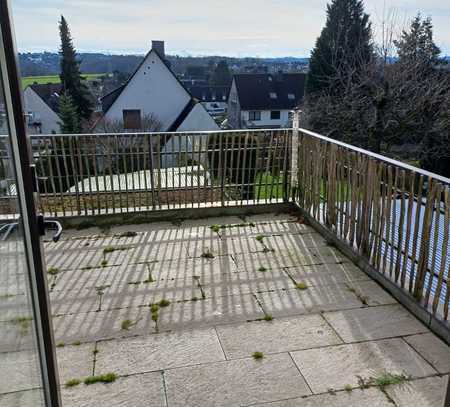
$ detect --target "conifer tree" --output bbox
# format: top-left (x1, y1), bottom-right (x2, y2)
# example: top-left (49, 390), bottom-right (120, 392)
top-left (395, 14), bottom-right (443, 67)
top-left (210, 60), bottom-right (232, 86)
top-left (59, 15), bottom-right (93, 121)
top-left (306, 0), bottom-right (373, 96)
top-left (394, 15), bottom-right (449, 175)
top-left (58, 92), bottom-right (81, 134)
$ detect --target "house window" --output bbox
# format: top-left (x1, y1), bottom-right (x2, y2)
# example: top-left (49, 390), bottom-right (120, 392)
top-left (270, 111), bottom-right (281, 120)
top-left (249, 111), bottom-right (261, 121)
top-left (288, 93), bottom-right (295, 100)
top-left (123, 109), bottom-right (141, 130)
top-left (269, 92), bottom-right (277, 99)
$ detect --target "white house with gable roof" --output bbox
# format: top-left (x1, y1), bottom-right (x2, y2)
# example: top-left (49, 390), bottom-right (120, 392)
top-left (94, 41), bottom-right (218, 166)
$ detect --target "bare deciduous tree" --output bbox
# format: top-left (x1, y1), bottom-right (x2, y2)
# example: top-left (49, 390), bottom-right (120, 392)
top-left (95, 113), bottom-right (162, 133)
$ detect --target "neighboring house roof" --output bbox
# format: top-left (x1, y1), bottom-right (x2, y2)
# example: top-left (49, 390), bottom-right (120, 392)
top-left (101, 49), bottom-right (188, 115)
top-left (184, 85), bottom-right (230, 103)
top-left (100, 85), bottom-right (125, 113)
top-left (167, 99), bottom-right (197, 132)
top-left (29, 83), bottom-right (62, 113)
top-left (99, 49), bottom-right (216, 132)
top-left (233, 73), bottom-right (306, 110)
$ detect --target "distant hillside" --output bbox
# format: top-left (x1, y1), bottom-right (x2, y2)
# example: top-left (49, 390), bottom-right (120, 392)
top-left (19, 52), bottom-right (309, 77)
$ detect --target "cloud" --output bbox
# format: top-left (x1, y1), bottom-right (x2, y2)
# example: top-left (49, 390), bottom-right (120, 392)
top-left (11, 0), bottom-right (450, 56)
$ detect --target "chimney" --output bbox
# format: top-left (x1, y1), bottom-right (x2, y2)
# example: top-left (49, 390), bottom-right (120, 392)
top-left (152, 40), bottom-right (165, 59)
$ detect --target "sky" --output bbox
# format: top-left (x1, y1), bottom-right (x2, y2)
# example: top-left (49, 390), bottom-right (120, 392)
top-left (12, 0), bottom-right (450, 57)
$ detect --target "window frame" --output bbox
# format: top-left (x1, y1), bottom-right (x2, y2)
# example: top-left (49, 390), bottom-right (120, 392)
top-left (123, 109), bottom-right (142, 130)
top-left (248, 110), bottom-right (261, 121)
top-left (270, 110), bottom-right (281, 120)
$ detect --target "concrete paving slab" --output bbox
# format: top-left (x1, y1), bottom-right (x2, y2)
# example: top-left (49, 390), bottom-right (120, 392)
top-left (217, 221), bottom-right (288, 238)
top-left (404, 333), bottom-right (450, 374)
top-left (201, 267), bottom-right (294, 298)
top-left (96, 327), bottom-right (224, 375)
top-left (165, 353), bottom-right (311, 407)
top-left (276, 245), bottom-right (350, 266)
top-left (51, 266), bottom-right (123, 293)
top-left (98, 277), bottom-right (203, 311)
top-left (0, 389), bottom-right (44, 407)
top-left (283, 262), bottom-right (370, 288)
top-left (180, 216), bottom-right (243, 228)
top-left (52, 306), bottom-right (155, 343)
top-left (0, 350), bottom-right (42, 394)
top-left (216, 314), bottom-right (342, 359)
top-left (248, 387), bottom-right (392, 407)
top-left (183, 235), bottom-right (236, 257)
top-left (0, 320), bottom-right (34, 353)
top-left (291, 338), bottom-right (436, 393)
top-left (106, 255), bottom-right (237, 285)
top-left (0, 274), bottom-right (26, 297)
top-left (263, 232), bottom-right (328, 251)
top-left (50, 290), bottom-right (100, 316)
top-left (255, 283), bottom-right (363, 318)
top-left (384, 375), bottom-right (448, 407)
top-left (44, 234), bottom-right (120, 252)
top-left (61, 371), bottom-right (166, 407)
top-left (323, 304), bottom-right (429, 342)
top-left (47, 246), bottom-right (135, 271)
top-left (245, 213), bottom-right (297, 224)
top-left (141, 255), bottom-right (238, 281)
top-left (56, 343), bottom-right (96, 383)
top-left (344, 280), bottom-right (398, 306)
top-left (233, 251), bottom-right (302, 271)
top-left (130, 241), bottom-right (188, 263)
top-left (0, 294), bottom-right (30, 322)
top-left (156, 293), bottom-right (265, 332)
top-left (233, 245), bottom-right (350, 273)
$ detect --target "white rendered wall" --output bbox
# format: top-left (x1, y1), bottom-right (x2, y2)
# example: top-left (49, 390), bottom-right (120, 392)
top-left (242, 109), bottom-right (290, 128)
top-left (102, 51), bottom-right (191, 131)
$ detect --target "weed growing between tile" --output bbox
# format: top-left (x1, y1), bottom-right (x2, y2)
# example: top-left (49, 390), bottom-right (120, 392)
top-left (83, 373), bottom-right (117, 385)
top-left (252, 351), bottom-right (264, 360)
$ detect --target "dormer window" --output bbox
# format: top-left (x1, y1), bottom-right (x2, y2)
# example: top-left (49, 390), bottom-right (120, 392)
top-left (269, 92), bottom-right (277, 99)
top-left (288, 93), bottom-right (295, 100)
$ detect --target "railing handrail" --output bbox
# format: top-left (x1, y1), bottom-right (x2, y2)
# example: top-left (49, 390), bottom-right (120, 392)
top-left (0, 128), bottom-right (291, 139)
top-left (297, 127), bottom-right (450, 186)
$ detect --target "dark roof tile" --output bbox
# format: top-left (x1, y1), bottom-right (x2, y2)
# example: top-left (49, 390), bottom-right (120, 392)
top-left (233, 73), bottom-right (306, 110)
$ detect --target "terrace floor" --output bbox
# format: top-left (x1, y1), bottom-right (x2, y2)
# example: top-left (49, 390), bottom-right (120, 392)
top-left (1, 212), bottom-right (449, 406)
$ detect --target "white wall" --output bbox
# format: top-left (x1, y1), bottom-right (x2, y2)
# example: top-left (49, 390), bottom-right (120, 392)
top-left (162, 103), bottom-right (218, 167)
top-left (242, 109), bottom-right (290, 128)
top-left (102, 51), bottom-right (191, 131)
top-left (176, 103), bottom-right (219, 132)
top-left (23, 87), bottom-right (60, 134)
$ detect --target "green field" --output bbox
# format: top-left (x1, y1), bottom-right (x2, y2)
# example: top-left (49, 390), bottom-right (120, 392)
top-left (22, 73), bottom-right (105, 89)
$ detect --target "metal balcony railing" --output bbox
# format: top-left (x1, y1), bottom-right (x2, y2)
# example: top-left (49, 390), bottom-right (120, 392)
top-left (0, 123), bottom-right (449, 334)
top-left (0, 129), bottom-right (291, 217)
top-left (292, 123), bottom-right (450, 331)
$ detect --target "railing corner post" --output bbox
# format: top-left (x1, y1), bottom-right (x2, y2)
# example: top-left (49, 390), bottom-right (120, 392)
top-left (290, 109), bottom-right (301, 202)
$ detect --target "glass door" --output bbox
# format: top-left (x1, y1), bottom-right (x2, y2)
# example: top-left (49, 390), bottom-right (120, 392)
top-left (0, 1), bottom-right (60, 406)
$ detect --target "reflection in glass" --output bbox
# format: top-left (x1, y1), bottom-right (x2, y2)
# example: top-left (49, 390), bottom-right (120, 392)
top-left (0, 58), bottom-right (45, 406)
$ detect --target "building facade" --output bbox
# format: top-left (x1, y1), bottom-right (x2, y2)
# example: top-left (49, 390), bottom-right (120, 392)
top-left (228, 72), bottom-right (306, 129)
